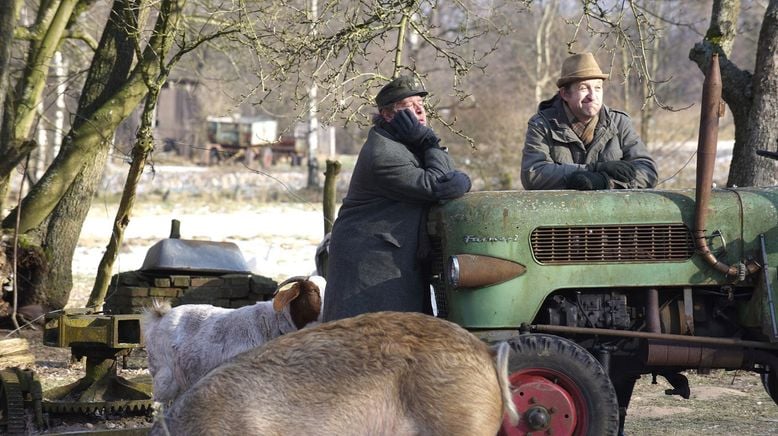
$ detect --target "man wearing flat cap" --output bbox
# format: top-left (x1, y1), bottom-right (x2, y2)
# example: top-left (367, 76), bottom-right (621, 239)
top-left (521, 52), bottom-right (658, 190)
top-left (322, 75), bottom-right (471, 322)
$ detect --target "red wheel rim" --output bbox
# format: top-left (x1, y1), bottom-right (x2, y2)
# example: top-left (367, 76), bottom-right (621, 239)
top-left (499, 369), bottom-right (588, 436)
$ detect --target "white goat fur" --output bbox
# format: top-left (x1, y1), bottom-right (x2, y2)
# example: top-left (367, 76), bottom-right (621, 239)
top-left (142, 275), bottom-right (325, 403)
top-left (150, 311), bottom-right (519, 436)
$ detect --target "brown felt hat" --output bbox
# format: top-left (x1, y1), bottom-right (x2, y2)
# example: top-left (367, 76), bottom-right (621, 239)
top-left (556, 53), bottom-right (609, 88)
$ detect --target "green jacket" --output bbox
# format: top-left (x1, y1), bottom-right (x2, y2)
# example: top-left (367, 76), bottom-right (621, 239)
top-left (521, 95), bottom-right (658, 190)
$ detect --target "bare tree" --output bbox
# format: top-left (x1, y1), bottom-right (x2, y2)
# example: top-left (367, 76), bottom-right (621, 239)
top-left (235, 0), bottom-right (524, 131)
top-left (1, 0), bottom-right (532, 309)
top-left (0, 0), bottom-right (87, 212)
top-left (0, 0), bottom-right (245, 308)
top-left (0, 1), bottom-right (21, 129)
top-left (535, 0), bottom-right (559, 103)
top-left (637, 1), bottom-right (665, 145)
top-left (566, 0), bottom-right (677, 112)
top-left (556, 0), bottom-right (774, 189)
top-left (690, 0), bottom-right (778, 187)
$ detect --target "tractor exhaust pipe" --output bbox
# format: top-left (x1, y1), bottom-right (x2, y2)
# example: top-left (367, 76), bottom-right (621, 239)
top-left (692, 53), bottom-right (759, 279)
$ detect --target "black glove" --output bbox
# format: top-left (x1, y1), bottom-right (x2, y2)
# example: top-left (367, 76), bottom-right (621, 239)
top-left (434, 171), bottom-right (471, 199)
top-left (566, 171), bottom-right (608, 190)
top-left (594, 160), bottom-right (636, 183)
top-left (384, 109), bottom-right (440, 150)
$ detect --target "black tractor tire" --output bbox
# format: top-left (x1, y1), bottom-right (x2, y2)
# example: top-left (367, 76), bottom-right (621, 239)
top-left (762, 367), bottom-right (778, 405)
top-left (500, 333), bottom-right (620, 436)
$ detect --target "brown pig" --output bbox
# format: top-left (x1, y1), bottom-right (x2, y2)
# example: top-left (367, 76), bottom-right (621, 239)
top-left (150, 311), bottom-right (519, 436)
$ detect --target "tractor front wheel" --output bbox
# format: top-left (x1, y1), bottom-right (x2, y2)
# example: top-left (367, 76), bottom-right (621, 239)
top-left (499, 334), bottom-right (620, 436)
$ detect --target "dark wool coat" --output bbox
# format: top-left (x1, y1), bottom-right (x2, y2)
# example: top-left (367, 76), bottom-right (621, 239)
top-left (521, 95), bottom-right (658, 190)
top-left (322, 127), bottom-right (459, 321)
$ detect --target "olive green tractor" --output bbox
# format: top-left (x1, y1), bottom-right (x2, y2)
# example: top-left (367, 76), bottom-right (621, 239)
top-left (429, 54), bottom-right (778, 435)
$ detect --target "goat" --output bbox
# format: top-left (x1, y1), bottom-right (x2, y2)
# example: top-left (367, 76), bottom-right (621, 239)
top-left (142, 275), bottom-right (324, 404)
top-left (150, 311), bottom-right (520, 436)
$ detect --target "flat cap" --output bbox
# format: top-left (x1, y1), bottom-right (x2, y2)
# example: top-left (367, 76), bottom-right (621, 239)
top-left (375, 75), bottom-right (428, 107)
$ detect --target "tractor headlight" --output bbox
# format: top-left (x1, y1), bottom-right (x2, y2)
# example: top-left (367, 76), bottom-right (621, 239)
top-left (447, 254), bottom-right (526, 289)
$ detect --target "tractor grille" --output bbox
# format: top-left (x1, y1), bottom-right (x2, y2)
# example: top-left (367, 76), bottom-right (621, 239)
top-left (531, 224), bottom-right (694, 264)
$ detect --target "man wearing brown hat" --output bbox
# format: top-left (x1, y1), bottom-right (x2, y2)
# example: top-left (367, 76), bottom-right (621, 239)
top-left (521, 52), bottom-right (658, 190)
top-left (322, 75), bottom-right (471, 322)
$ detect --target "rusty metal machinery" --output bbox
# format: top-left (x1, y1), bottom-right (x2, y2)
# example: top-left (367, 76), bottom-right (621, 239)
top-left (0, 367), bottom-right (43, 435)
top-left (103, 220), bottom-right (277, 316)
top-left (1, 219), bottom-right (268, 434)
top-left (40, 308), bottom-right (153, 414)
top-left (0, 368), bottom-right (26, 435)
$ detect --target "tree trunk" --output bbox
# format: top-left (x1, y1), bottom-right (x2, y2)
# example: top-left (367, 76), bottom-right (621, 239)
top-left (734, 0), bottom-right (777, 187)
top-left (0, 0), bottom-right (21, 138)
top-left (88, 87), bottom-right (160, 309)
top-left (3, 0), bottom-right (187, 309)
top-left (41, 146), bottom-right (109, 308)
top-left (4, 0), bottom-right (139, 310)
top-left (2, 0), bottom-right (136, 237)
top-left (640, 23), bottom-right (661, 146)
top-left (690, 0), bottom-right (778, 187)
top-left (0, 1), bottom-right (80, 210)
top-left (0, 1), bottom-right (24, 212)
top-left (534, 0), bottom-right (556, 103)
top-left (621, 49), bottom-right (629, 113)
top-left (89, 0), bottom-right (186, 308)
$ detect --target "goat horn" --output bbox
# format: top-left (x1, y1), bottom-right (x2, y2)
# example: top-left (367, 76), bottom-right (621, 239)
top-left (275, 275), bottom-right (311, 294)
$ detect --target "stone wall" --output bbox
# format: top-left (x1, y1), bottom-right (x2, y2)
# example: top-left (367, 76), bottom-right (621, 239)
top-left (103, 270), bottom-right (278, 314)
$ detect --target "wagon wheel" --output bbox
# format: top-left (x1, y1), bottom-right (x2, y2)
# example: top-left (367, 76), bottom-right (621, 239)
top-left (261, 147), bottom-right (273, 168)
top-left (498, 334), bottom-right (620, 436)
top-left (0, 369), bottom-right (27, 436)
top-left (208, 148), bottom-right (221, 165)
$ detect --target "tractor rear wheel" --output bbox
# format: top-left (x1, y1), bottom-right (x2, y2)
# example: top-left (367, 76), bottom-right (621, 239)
top-left (499, 334), bottom-right (620, 436)
top-left (761, 367), bottom-right (778, 405)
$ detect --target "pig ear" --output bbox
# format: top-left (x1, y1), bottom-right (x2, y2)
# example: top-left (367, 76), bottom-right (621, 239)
top-left (273, 284), bottom-right (301, 312)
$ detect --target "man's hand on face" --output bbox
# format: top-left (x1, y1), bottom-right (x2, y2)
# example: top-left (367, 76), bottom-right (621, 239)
top-left (385, 109), bottom-right (440, 150)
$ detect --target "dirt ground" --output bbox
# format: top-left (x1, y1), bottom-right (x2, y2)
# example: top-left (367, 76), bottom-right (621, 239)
top-left (2, 328), bottom-right (155, 434)
top-left (625, 370), bottom-right (778, 435)
top-left (3, 162), bottom-right (778, 434)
